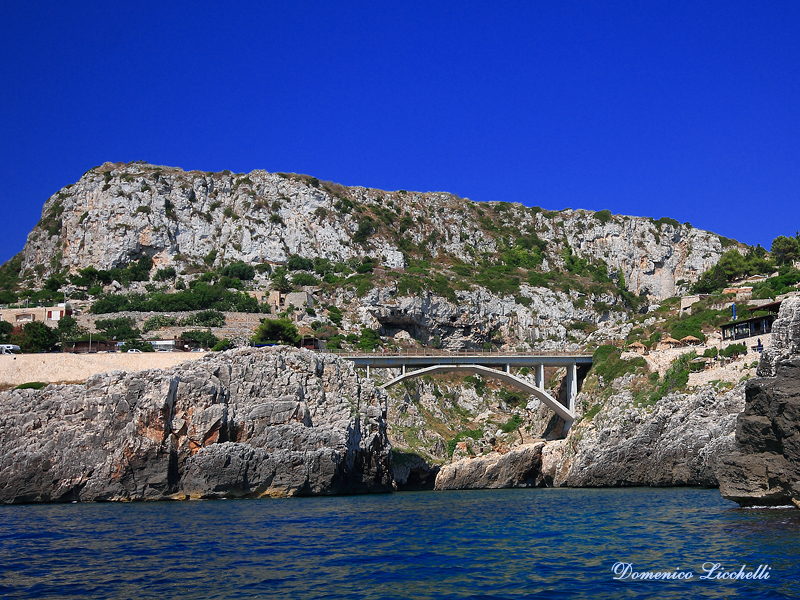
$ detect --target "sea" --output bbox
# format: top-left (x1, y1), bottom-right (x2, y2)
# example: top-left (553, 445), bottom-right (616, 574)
top-left (0, 487), bottom-right (797, 600)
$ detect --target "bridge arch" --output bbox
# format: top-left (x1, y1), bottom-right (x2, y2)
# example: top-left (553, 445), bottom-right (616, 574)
top-left (381, 363), bottom-right (574, 425)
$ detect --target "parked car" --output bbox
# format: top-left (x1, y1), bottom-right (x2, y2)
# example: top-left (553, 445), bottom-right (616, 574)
top-left (126, 348), bottom-right (143, 353)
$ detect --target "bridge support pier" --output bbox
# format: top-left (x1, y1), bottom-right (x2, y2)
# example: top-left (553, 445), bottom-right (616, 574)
top-left (566, 362), bottom-right (577, 413)
top-left (535, 364), bottom-right (544, 390)
top-left (505, 364), bottom-right (510, 374)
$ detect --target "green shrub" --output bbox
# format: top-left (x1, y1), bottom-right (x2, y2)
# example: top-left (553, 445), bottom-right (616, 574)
top-left (649, 351), bottom-right (696, 403)
top-left (292, 273), bottom-right (319, 287)
top-left (220, 261), bottom-right (255, 281)
top-left (353, 218), bottom-right (376, 244)
top-left (594, 209), bottom-right (613, 224)
top-left (142, 315), bottom-right (177, 331)
top-left (591, 345), bottom-right (647, 381)
top-left (287, 255), bottom-right (314, 271)
top-left (498, 389), bottom-right (527, 408)
top-left (211, 338), bottom-right (233, 352)
top-left (14, 381), bottom-right (48, 390)
top-left (464, 375), bottom-right (486, 396)
top-left (447, 429), bottom-right (483, 457)
top-left (652, 216), bottom-right (680, 230)
top-left (179, 310), bottom-right (226, 327)
top-left (154, 267), bottom-right (176, 281)
top-left (358, 328), bottom-right (382, 351)
top-left (721, 343), bottom-right (747, 358)
top-left (500, 414), bottom-right (524, 433)
top-left (528, 272), bottom-right (552, 288)
top-left (252, 318), bottom-right (300, 346)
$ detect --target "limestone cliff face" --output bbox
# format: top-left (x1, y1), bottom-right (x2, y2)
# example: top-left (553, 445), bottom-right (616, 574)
top-left (355, 283), bottom-right (628, 351)
top-left (21, 162), bottom-right (729, 299)
top-left (719, 298), bottom-right (800, 507)
top-left (547, 382), bottom-right (744, 487)
top-left (0, 347), bottom-right (392, 503)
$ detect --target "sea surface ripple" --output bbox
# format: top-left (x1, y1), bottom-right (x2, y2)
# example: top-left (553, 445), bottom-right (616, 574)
top-left (0, 487), bottom-right (797, 599)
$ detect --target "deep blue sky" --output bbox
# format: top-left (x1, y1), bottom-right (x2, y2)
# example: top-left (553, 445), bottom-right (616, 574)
top-left (2, 1), bottom-right (798, 264)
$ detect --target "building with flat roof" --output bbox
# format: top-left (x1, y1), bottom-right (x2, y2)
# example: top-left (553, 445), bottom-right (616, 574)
top-left (720, 300), bottom-right (781, 341)
top-left (0, 303), bottom-right (73, 325)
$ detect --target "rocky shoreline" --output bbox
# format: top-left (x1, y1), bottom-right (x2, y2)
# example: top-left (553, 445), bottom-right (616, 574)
top-left (3, 298), bottom-right (799, 504)
top-left (0, 347), bottom-right (392, 503)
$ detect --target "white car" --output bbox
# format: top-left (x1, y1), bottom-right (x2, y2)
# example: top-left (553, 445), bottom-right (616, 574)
top-left (126, 348), bottom-right (143, 353)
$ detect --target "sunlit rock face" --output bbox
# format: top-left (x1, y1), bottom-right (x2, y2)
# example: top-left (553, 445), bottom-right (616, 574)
top-left (0, 347), bottom-right (392, 503)
top-left (21, 162), bottom-right (727, 300)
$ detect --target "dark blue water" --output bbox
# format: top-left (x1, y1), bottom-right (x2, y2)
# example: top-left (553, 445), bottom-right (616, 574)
top-left (0, 488), bottom-right (797, 599)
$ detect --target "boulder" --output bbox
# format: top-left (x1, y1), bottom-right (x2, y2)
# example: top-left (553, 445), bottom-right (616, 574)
top-left (434, 443), bottom-right (547, 490)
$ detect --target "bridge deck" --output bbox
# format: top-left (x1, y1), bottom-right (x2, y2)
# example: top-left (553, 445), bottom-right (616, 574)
top-left (327, 350), bottom-right (592, 369)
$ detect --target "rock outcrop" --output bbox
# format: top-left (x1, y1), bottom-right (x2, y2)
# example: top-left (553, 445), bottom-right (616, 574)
top-left (0, 347), bottom-right (392, 503)
top-left (434, 443), bottom-right (547, 490)
top-left (552, 383), bottom-right (744, 487)
top-left (757, 297), bottom-right (800, 377)
top-left (719, 297), bottom-right (800, 507)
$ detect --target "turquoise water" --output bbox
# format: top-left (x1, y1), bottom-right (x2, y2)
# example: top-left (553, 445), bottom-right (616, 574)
top-left (0, 488), bottom-right (797, 599)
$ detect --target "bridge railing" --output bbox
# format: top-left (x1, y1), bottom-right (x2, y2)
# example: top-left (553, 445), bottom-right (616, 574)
top-left (321, 348), bottom-right (592, 358)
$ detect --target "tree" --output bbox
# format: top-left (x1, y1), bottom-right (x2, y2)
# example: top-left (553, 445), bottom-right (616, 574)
top-left (221, 261), bottom-right (255, 281)
top-left (771, 236), bottom-right (800, 266)
top-left (56, 314), bottom-right (84, 342)
top-left (252, 318), bottom-right (300, 346)
top-left (271, 273), bottom-right (293, 293)
top-left (94, 316), bottom-right (141, 341)
top-left (180, 329), bottom-right (220, 349)
top-left (287, 254), bottom-right (314, 271)
top-left (0, 321), bottom-right (12, 343)
top-left (717, 250), bottom-right (746, 280)
top-left (12, 322), bottom-right (59, 352)
top-left (120, 339), bottom-right (154, 352)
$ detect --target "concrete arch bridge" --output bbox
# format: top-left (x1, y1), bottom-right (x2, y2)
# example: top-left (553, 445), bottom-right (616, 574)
top-left (333, 351), bottom-right (593, 432)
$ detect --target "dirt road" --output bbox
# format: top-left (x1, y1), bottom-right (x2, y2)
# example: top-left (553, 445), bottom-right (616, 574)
top-left (0, 352), bottom-right (205, 387)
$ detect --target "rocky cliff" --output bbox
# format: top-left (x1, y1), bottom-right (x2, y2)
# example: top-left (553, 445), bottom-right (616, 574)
top-left (719, 297), bottom-right (800, 507)
top-left (21, 161), bottom-right (730, 299)
top-left (547, 382), bottom-right (744, 487)
top-left (426, 379), bottom-right (745, 490)
top-left (0, 347), bottom-right (392, 503)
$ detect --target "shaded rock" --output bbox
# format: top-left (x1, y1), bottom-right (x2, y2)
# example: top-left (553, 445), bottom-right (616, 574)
top-left (434, 443), bottom-right (546, 490)
top-left (391, 451), bottom-right (440, 491)
top-left (719, 297), bottom-right (800, 507)
top-left (719, 358), bottom-right (800, 506)
top-left (0, 347), bottom-right (392, 503)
